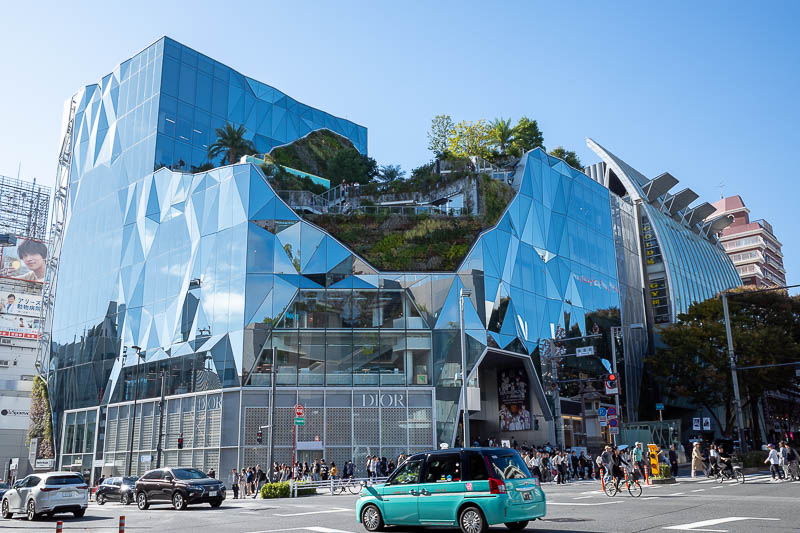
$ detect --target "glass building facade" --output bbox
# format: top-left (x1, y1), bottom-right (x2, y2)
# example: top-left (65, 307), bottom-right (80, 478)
top-left (48, 38), bottom-right (740, 481)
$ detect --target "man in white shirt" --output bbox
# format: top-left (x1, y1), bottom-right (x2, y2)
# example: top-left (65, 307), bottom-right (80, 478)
top-left (764, 443), bottom-right (782, 481)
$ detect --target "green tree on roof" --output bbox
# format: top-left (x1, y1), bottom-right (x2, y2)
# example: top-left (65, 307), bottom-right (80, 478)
top-left (510, 116), bottom-right (545, 156)
top-left (489, 118), bottom-right (514, 155)
top-left (549, 146), bottom-right (583, 170)
top-left (208, 122), bottom-right (255, 165)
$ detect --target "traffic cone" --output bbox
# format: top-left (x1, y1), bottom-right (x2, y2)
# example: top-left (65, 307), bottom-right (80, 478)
top-left (119, 515), bottom-right (125, 533)
top-left (56, 520), bottom-right (63, 533)
top-left (600, 467), bottom-right (605, 493)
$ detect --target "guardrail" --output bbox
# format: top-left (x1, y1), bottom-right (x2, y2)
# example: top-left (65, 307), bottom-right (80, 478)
top-left (289, 476), bottom-right (389, 497)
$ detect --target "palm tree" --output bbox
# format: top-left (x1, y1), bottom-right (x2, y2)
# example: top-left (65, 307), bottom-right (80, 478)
top-left (490, 118), bottom-right (514, 155)
top-left (379, 164), bottom-right (405, 182)
top-left (207, 122), bottom-right (255, 165)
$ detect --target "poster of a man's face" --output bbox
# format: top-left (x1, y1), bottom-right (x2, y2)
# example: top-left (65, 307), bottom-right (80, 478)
top-left (0, 238), bottom-right (48, 283)
top-left (497, 369), bottom-right (531, 432)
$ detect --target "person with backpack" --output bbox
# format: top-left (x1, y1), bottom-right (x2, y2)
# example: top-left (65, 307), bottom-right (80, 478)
top-left (320, 459), bottom-right (329, 481)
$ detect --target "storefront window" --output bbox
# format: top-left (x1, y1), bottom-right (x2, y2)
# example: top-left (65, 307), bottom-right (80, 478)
top-left (298, 331), bottom-right (325, 385)
top-left (325, 331), bottom-right (353, 386)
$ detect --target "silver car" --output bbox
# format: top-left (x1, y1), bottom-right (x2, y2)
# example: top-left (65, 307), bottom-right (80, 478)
top-left (1, 472), bottom-right (88, 521)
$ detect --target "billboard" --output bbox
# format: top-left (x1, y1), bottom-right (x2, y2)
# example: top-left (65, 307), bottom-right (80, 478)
top-left (498, 369), bottom-right (532, 431)
top-left (0, 395), bottom-right (32, 431)
top-left (0, 292), bottom-right (41, 339)
top-left (0, 238), bottom-right (48, 283)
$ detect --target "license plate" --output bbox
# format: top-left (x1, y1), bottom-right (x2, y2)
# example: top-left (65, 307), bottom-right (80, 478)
top-left (209, 490), bottom-right (217, 497)
top-left (522, 491), bottom-right (532, 501)
top-left (61, 492), bottom-right (76, 498)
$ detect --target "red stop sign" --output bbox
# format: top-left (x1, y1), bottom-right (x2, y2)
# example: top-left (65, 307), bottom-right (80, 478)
top-left (295, 404), bottom-right (305, 417)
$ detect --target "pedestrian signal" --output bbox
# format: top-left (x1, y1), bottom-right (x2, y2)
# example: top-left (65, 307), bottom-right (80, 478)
top-left (177, 433), bottom-right (184, 449)
top-left (257, 429), bottom-right (263, 444)
top-left (605, 373), bottom-right (619, 395)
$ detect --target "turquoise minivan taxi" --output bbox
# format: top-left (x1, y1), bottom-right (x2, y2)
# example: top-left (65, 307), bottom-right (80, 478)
top-left (356, 448), bottom-right (545, 533)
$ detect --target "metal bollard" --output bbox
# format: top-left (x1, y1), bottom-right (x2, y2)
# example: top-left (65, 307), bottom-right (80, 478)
top-left (56, 520), bottom-right (63, 533)
top-left (119, 515), bottom-right (125, 533)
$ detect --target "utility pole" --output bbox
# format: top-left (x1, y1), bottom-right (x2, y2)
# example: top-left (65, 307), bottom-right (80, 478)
top-left (721, 292), bottom-right (748, 453)
top-left (458, 288), bottom-right (472, 447)
top-left (611, 327), bottom-right (622, 446)
top-left (268, 347), bottom-right (277, 471)
top-left (126, 346), bottom-right (143, 476)
top-left (155, 370), bottom-right (166, 468)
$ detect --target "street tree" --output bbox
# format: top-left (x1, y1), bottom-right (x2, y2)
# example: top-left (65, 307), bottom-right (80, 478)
top-left (326, 150), bottom-right (379, 186)
top-left (427, 114), bottom-right (455, 158)
top-left (208, 122), bottom-right (255, 165)
top-left (510, 116), bottom-right (545, 155)
top-left (646, 289), bottom-right (800, 435)
top-left (549, 146), bottom-right (583, 170)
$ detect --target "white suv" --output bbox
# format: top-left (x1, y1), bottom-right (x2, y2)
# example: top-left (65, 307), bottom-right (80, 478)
top-left (1, 472), bottom-right (88, 521)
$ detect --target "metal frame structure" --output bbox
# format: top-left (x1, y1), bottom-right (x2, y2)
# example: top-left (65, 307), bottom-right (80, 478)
top-left (0, 175), bottom-right (50, 241)
top-left (35, 97), bottom-right (77, 379)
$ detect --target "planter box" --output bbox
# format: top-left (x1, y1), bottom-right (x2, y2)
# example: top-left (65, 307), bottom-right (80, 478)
top-left (651, 477), bottom-right (677, 485)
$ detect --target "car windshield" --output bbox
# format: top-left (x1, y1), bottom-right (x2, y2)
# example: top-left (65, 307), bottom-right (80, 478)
top-left (46, 475), bottom-right (85, 486)
top-left (486, 453), bottom-right (532, 480)
top-left (122, 477), bottom-right (138, 485)
top-left (172, 468), bottom-right (207, 480)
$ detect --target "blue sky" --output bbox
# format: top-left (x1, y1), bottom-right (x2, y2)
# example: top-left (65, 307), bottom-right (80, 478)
top-left (0, 1), bottom-right (797, 288)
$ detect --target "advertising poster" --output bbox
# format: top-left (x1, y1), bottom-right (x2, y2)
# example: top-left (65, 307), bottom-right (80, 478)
top-left (0, 238), bottom-right (48, 283)
top-left (0, 291), bottom-right (41, 339)
top-left (0, 395), bottom-right (32, 431)
top-left (498, 369), bottom-right (531, 431)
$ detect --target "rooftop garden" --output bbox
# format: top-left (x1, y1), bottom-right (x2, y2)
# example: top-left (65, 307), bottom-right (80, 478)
top-left (201, 115), bottom-right (582, 271)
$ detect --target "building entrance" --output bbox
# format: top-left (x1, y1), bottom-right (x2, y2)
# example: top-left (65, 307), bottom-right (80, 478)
top-left (464, 349), bottom-right (554, 448)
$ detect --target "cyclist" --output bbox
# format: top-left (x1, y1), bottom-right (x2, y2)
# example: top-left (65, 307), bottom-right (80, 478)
top-left (610, 447), bottom-right (629, 490)
top-left (717, 447), bottom-right (734, 477)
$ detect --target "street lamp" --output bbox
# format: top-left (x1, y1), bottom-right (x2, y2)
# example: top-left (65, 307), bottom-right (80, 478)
top-left (126, 345), bottom-right (144, 476)
top-left (458, 288), bottom-right (472, 448)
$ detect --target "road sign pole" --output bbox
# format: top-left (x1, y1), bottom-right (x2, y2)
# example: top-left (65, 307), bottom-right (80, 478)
top-left (722, 292), bottom-right (748, 453)
top-left (611, 327), bottom-right (622, 446)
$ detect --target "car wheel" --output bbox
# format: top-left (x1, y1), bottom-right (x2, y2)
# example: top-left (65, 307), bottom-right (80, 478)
top-left (459, 506), bottom-right (487, 533)
top-left (172, 492), bottom-right (187, 511)
top-left (361, 504), bottom-right (384, 532)
top-left (505, 521), bottom-right (529, 530)
top-left (26, 500), bottom-right (37, 521)
top-left (96, 494), bottom-right (105, 505)
top-left (209, 499), bottom-right (222, 508)
top-left (120, 493), bottom-right (130, 505)
top-left (1, 499), bottom-right (12, 519)
top-left (137, 492), bottom-right (149, 510)
top-left (73, 508), bottom-right (86, 518)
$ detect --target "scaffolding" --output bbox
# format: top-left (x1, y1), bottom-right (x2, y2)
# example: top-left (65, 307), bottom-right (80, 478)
top-left (0, 175), bottom-right (51, 241)
top-left (35, 97), bottom-right (77, 378)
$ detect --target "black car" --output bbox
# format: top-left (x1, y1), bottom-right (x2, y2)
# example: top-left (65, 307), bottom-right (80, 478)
top-left (134, 468), bottom-right (225, 510)
top-left (96, 476), bottom-right (138, 505)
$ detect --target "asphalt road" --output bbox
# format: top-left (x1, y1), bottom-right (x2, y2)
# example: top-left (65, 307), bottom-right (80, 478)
top-left (2, 472), bottom-right (798, 533)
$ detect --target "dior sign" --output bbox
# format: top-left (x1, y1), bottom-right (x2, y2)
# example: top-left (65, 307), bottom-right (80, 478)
top-left (360, 393), bottom-right (406, 408)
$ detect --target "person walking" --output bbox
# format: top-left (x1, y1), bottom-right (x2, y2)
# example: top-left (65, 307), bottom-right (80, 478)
top-left (692, 442), bottom-right (706, 478)
top-left (668, 444), bottom-right (679, 477)
top-left (230, 468), bottom-right (240, 499)
top-left (765, 443), bottom-right (782, 481)
top-left (778, 441), bottom-right (789, 480)
top-left (330, 462), bottom-right (338, 480)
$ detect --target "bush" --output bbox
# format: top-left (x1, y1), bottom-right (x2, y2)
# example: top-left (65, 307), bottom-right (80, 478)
top-left (654, 463), bottom-right (672, 479)
top-left (741, 450), bottom-right (768, 468)
top-left (259, 481), bottom-right (317, 498)
top-left (261, 482), bottom-right (291, 499)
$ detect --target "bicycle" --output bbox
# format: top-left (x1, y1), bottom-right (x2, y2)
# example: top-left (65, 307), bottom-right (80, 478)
top-left (714, 465), bottom-right (745, 484)
top-left (335, 477), bottom-right (362, 494)
top-left (603, 467), bottom-right (642, 497)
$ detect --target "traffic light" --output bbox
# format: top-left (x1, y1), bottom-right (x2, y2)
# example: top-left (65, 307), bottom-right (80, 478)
top-left (257, 429), bottom-right (263, 444)
top-left (605, 373), bottom-right (619, 395)
top-left (534, 418), bottom-right (540, 431)
top-left (177, 433), bottom-right (184, 449)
